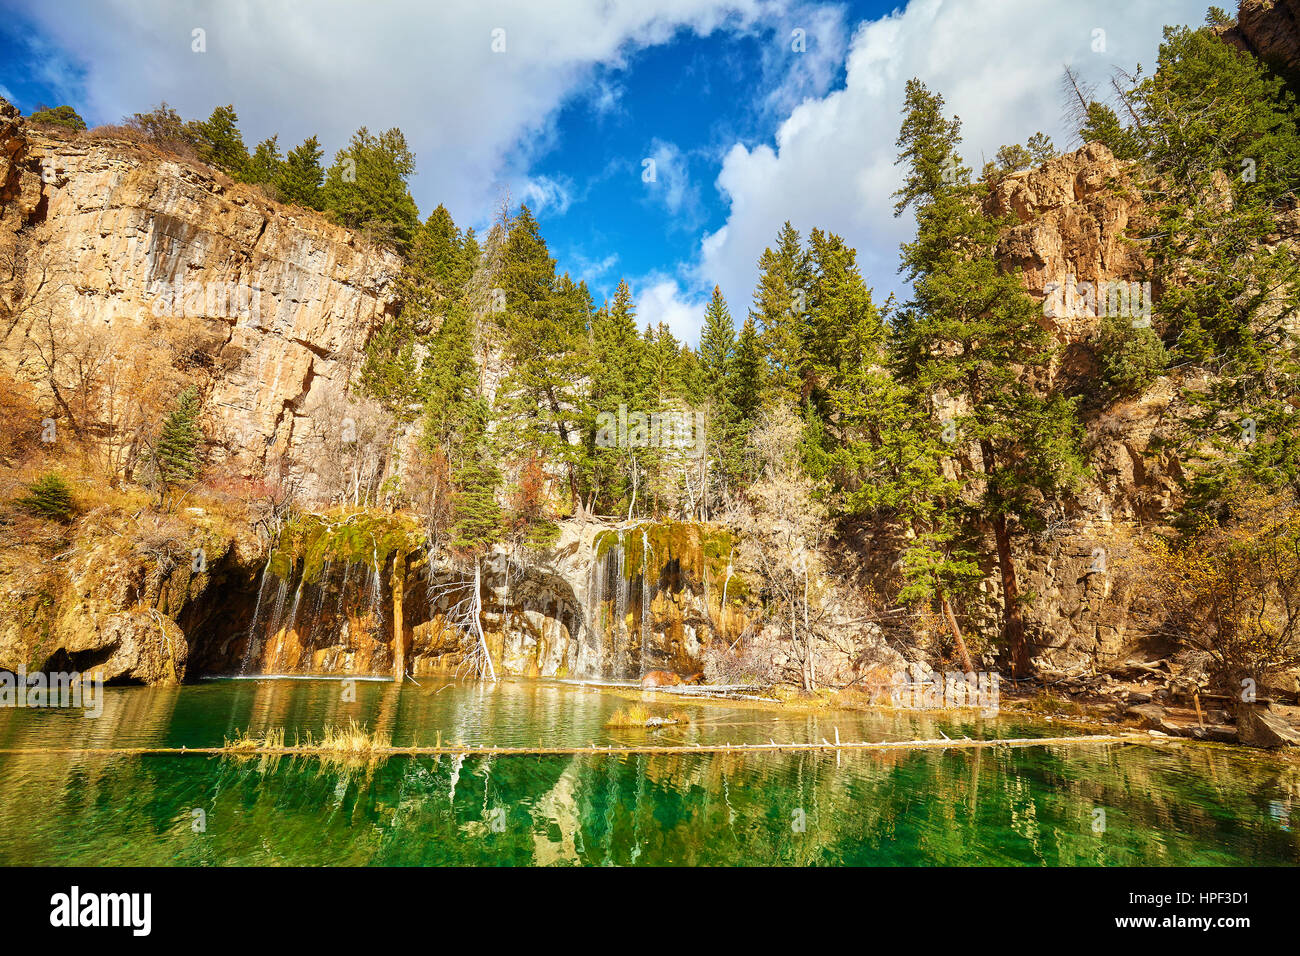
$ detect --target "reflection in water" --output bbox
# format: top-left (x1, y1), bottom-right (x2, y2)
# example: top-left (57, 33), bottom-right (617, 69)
top-left (0, 679), bottom-right (1297, 865)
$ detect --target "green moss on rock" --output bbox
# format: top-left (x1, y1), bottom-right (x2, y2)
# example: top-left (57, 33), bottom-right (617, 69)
top-left (268, 510), bottom-right (423, 585)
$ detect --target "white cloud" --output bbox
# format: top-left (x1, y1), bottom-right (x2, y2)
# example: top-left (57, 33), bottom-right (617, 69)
top-left (10, 0), bottom-right (776, 230)
top-left (517, 174), bottom-right (575, 217)
top-left (642, 138), bottom-right (702, 226)
top-left (634, 274), bottom-right (708, 344)
top-left (696, 0), bottom-right (1210, 310)
top-left (587, 77), bottom-right (625, 116)
top-left (757, 1), bottom-right (850, 117)
top-left (570, 251), bottom-right (620, 279)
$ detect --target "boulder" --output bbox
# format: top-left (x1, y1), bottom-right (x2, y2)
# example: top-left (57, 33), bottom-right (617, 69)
top-left (1237, 703), bottom-right (1300, 748)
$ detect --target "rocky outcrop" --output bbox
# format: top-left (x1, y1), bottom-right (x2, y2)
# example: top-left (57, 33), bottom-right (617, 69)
top-left (1237, 701), bottom-right (1300, 747)
top-left (0, 506), bottom-right (255, 684)
top-left (0, 103), bottom-right (402, 496)
top-left (1218, 0), bottom-right (1300, 84)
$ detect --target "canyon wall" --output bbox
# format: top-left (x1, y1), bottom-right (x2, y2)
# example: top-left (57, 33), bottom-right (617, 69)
top-left (0, 99), bottom-right (403, 495)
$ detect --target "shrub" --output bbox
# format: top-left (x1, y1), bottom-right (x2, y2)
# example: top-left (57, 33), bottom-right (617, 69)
top-left (26, 104), bottom-right (86, 132)
top-left (1144, 487), bottom-right (1300, 696)
top-left (1096, 312), bottom-right (1168, 398)
top-left (15, 472), bottom-right (76, 522)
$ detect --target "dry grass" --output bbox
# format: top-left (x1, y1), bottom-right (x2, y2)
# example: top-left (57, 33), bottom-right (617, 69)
top-left (223, 726), bottom-right (285, 751)
top-left (298, 719), bottom-right (392, 755)
top-left (605, 705), bottom-right (690, 729)
top-left (222, 719), bottom-right (391, 771)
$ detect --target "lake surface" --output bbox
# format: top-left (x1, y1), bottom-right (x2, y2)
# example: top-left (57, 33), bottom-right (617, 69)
top-left (0, 678), bottom-right (1296, 865)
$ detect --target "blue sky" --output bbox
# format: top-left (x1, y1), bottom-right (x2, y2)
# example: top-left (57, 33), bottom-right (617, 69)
top-left (0, 0), bottom-right (1208, 342)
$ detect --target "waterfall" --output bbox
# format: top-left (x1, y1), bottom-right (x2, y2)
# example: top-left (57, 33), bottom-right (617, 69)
top-left (279, 579), bottom-right (306, 671)
top-left (581, 540), bottom-right (607, 679)
top-left (259, 577), bottom-right (289, 673)
top-left (239, 557), bottom-right (273, 673)
top-left (613, 532), bottom-right (627, 677)
top-left (640, 532), bottom-right (652, 676)
top-left (311, 559), bottom-right (332, 630)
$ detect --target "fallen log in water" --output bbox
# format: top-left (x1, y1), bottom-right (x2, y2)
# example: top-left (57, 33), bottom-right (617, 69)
top-left (0, 732), bottom-right (1146, 758)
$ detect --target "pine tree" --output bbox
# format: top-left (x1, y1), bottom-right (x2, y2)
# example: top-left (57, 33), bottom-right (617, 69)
top-left (321, 127), bottom-right (420, 250)
top-left (731, 315), bottom-right (764, 429)
top-left (243, 135), bottom-right (283, 186)
top-left (699, 285), bottom-right (735, 399)
top-left (15, 471), bottom-right (76, 522)
top-left (156, 386), bottom-right (203, 489)
top-left (27, 104), bottom-right (86, 132)
top-left (804, 229), bottom-right (878, 419)
top-left (451, 454), bottom-right (502, 553)
top-left (1079, 102), bottom-right (1143, 159)
top-left (409, 204), bottom-right (470, 302)
top-left (194, 105), bottom-right (248, 175)
top-left (1125, 26), bottom-right (1300, 510)
top-left (278, 136), bottom-right (325, 209)
top-left (751, 222), bottom-right (811, 405)
top-left (894, 79), bottom-right (1085, 677)
top-left (586, 280), bottom-right (645, 513)
top-left (491, 206), bottom-right (588, 512)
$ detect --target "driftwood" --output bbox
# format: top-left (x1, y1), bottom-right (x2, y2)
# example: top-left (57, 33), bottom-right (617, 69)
top-left (0, 733), bottom-right (1143, 759)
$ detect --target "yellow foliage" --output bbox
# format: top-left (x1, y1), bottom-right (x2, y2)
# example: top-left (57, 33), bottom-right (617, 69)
top-left (1144, 488), bottom-right (1300, 693)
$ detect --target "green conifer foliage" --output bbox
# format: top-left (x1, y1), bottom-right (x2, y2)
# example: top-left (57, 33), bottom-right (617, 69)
top-left (278, 136), bottom-right (325, 209)
top-left (321, 127), bottom-right (420, 250)
top-left (155, 386), bottom-right (203, 489)
top-left (27, 104), bottom-right (86, 132)
top-left (16, 471), bottom-right (76, 522)
top-left (194, 105), bottom-right (248, 175)
top-left (893, 79), bottom-right (1086, 676)
top-left (243, 135), bottom-right (283, 186)
top-left (751, 221), bottom-right (811, 405)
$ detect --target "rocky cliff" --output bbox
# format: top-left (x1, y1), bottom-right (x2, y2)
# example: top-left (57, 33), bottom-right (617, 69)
top-left (887, 142), bottom-right (1178, 674)
top-left (0, 98), bottom-right (402, 495)
top-left (1218, 0), bottom-right (1300, 85)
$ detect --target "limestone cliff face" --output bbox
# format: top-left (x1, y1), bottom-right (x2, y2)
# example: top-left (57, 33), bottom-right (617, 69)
top-left (1219, 0), bottom-right (1300, 81)
top-left (991, 143), bottom-right (1150, 346)
top-left (946, 144), bottom-right (1174, 670)
top-left (0, 101), bottom-right (402, 494)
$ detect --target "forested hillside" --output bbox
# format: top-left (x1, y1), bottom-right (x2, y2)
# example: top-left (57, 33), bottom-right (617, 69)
top-left (3, 4), bottom-right (1300, 713)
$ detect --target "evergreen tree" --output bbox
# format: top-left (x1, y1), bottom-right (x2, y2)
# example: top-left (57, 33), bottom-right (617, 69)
top-left (243, 135), bottom-right (283, 186)
top-left (361, 204), bottom-right (473, 421)
top-left (1125, 26), bottom-right (1300, 509)
top-left (492, 206), bottom-right (588, 511)
top-left (421, 305), bottom-right (484, 466)
top-left (155, 386), bottom-right (203, 489)
top-left (1096, 312), bottom-right (1168, 399)
top-left (278, 136), bottom-right (325, 209)
top-left (894, 79), bottom-right (1086, 676)
top-left (451, 452), bottom-right (502, 553)
top-left (751, 222), bottom-right (811, 405)
top-left (698, 285), bottom-right (735, 399)
top-left (586, 280), bottom-right (645, 512)
top-left (321, 127), bottom-right (420, 250)
top-left (730, 315), bottom-right (764, 429)
top-left (194, 105), bottom-right (248, 175)
top-left (15, 471), bottom-right (76, 522)
top-left (804, 228), bottom-right (878, 419)
top-left (1079, 102), bottom-right (1143, 159)
top-left (27, 104), bottom-right (86, 132)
